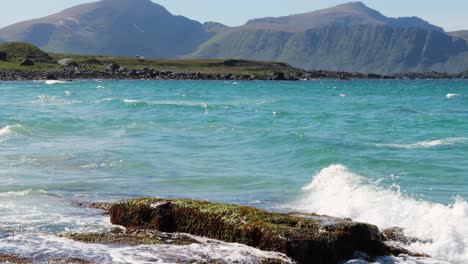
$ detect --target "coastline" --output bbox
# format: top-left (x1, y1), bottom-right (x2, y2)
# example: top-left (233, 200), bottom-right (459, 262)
top-left (1, 68), bottom-right (467, 81)
top-left (1, 197), bottom-right (422, 264)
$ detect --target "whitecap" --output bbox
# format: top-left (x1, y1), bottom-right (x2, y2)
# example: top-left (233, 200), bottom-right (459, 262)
top-left (0, 125), bottom-right (16, 137)
top-left (375, 138), bottom-right (467, 149)
top-left (122, 99), bottom-right (141, 104)
top-left (45, 80), bottom-right (66, 85)
top-left (292, 164), bottom-right (468, 263)
top-left (447, 93), bottom-right (461, 99)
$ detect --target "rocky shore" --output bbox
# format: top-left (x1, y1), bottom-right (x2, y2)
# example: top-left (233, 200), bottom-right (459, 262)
top-left (0, 65), bottom-right (467, 81)
top-left (61, 198), bottom-right (422, 264)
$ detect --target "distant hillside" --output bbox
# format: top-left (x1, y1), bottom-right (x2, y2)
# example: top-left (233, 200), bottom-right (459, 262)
top-left (449, 31), bottom-right (468, 42)
top-left (190, 2), bottom-right (468, 74)
top-left (0, 0), bottom-right (212, 58)
top-left (0, 42), bottom-right (54, 62)
top-left (244, 2), bottom-right (443, 32)
top-left (0, 0), bottom-right (467, 74)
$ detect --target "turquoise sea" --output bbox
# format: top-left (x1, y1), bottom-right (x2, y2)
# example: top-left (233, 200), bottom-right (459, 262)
top-left (0, 80), bottom-right (467, 263)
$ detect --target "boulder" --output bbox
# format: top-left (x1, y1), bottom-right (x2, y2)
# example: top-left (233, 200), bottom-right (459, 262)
top-left (106, 63), bottom-right (120, 71)
top-left (0, 52), bottom-right (6, 61)
top-left (109, 198), bottom-right (411, 264)
top-left (20, 58), bottom-right (35, 66)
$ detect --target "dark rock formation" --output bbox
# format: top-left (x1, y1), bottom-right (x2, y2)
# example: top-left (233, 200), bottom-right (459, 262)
top-left (108, 198), bottom-right (412, 264)
top-left (383, 227), bottom-right (433, 245)
top-left (19, 58), bottom-right (34, 66)
top-left (106, 63), bottom-right (120, 71)
top-left (0, 52), bottom-right (6, 61)
top-left (0, 67), bottom-right (465, 81)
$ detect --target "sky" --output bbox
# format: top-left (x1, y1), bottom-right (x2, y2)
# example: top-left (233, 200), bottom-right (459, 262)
top-left (1, 0), bottom-right (467, 31)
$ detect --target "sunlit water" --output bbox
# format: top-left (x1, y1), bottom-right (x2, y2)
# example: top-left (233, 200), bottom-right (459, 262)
top-left (0, 80), bottom-right (467, 263)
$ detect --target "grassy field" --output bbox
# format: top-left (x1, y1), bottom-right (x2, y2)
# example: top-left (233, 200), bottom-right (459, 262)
top-left (0, 42), bottom-right (301, 75)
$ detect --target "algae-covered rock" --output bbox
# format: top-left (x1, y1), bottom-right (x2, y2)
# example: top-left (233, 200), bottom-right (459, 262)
top-left (109, 198), bottom-right (404, 264)
top-left (60, 229), bottom-right (198, 246)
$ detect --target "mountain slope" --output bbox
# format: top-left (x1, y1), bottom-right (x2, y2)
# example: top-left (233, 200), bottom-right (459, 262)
top-left (449, 30), bottom-right (468, 42)
top-left (190, 2), bottom-right (467, 74)
top-left (0, 0), bottom-right (212, 57)
top-left (245, 2), bottom-right (443, 32)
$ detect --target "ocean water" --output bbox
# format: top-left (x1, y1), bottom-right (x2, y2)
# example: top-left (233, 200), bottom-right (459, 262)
top-left (0, 79), bottom-right (467, 263)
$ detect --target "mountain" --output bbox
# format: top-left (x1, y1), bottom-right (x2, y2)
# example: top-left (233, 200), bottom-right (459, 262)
top-left (0, 0), bottom-right (212, 57)
top-left (449, 30), bottom-right (468, 42)
top-left (0, 0), bottom-right (467, 74)
top-left (190, 2), bottom-right (468, 74)
top-left (244, 2), bottom-right (443, 32)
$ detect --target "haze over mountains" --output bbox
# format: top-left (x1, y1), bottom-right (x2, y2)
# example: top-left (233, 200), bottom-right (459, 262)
top-left (0, 0), bottom-right (467, 74)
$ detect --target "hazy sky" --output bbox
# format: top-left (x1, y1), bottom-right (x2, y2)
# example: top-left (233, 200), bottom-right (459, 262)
top-left (1, 0), bottom-right (467, 31)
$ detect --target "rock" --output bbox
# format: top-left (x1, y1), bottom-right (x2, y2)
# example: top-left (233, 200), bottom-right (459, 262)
top-left (66, 61), bottom-right (80, 68)
top-left (0, 254), bottom-right (29, 264)
top-left (0, 52), bottom-right (6, 61)
top-left (273, 72), bottom-right (285, 80)
top-left (382, 227), bottom-right (433, 245)
top-left (46, 73), bottom-right (57, 80)
top-left (106, 63), bottom-right (120, 71)
top-left (109, 198), bottom-right (409, 264)
top-left (20, 58), bottom-right (35, 66)
top-left (60, 229), bottom-right (199, 246)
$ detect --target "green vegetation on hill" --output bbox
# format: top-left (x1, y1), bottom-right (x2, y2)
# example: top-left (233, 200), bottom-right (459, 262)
top-left (0, 42), bottom-right (54, 62)
top-left (0, 42), bottom-right (301, 75)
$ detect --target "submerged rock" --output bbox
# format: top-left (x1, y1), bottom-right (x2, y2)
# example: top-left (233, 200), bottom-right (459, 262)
top-left (108, 198), bottom-right (411, 264)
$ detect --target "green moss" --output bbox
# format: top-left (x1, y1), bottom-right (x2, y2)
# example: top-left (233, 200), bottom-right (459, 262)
top-left (109, 198), bottom-right (397, 263)
top-left (60, 232), bottom-right (163, 246)
top-left (0, 42), bottom-right (54, 62)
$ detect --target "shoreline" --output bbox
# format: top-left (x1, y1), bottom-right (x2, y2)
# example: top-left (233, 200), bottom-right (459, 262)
top-left (1, 68), bottom-right (467, 81)
top-left (65, 198), bottom-right (421, 264)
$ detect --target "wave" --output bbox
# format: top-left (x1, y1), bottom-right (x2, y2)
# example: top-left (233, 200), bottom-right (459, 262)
top-left (44, 80), bottom-right (66, 85)
top-left (0, 125), bottom-right (25, 142)
top-left (0, 189), bottom-right (49, 197)
top-left (0, 125), bottom-right (17, 136)
top-left (447, 93), bottom-right (461, 99)
top-left (292, 164), bottom-right (468, 263)
top-left (0, 233), bottom-right (292, 264)
top-left (375, 137), bottom-right (467, 149)
top-left (97, 98), bottom-right (212, 109)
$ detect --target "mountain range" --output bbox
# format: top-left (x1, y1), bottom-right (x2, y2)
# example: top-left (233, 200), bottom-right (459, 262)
top-left (0, 0), bottom-right (467, 74)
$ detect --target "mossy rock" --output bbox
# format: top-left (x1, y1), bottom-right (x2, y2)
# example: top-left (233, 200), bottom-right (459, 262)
top-left (60, 229), bottom-right (199, 246)
top-left (109, 198), bottom-right (402, 264)
top-left (0, 42), bottom-right (54, 63)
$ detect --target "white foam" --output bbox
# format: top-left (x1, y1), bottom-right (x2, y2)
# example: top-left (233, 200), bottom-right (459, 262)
top-left (0, 233), bottom-right (292, 264)
top-left (0, 125), bottom-right (17, 137)
top-left (292, 164), bottom-right (468, 263)
top-left (45, 80), bottom-right (66, 85)
top-left (123, 99), bottom-right (141, 104)
top-left (0, 189), bottom-right (32, 197)
top-left (447, 93), bottom-right (461, 99)
top-left (375, 138), bottom-right (467, 149)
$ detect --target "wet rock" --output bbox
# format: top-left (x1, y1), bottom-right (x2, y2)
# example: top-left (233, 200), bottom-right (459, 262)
top-left (382, 227), bottom-right (433, 244)
top-left (109, 198), bottom-right (410, 264)
top-left (19, 58), bottom-right (35, 66)
top-left (60, 229), bottom-right (199, 246)
top-left (0, 254), bottom-right (30, 264)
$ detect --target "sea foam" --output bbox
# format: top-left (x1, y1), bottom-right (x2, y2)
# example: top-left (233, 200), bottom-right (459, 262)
top-left (45, 80), bottom-right (66, 85)
top-left (375, 137), bottom-right (467, 149)
top-left (292, 164), bottom-right (468, 263)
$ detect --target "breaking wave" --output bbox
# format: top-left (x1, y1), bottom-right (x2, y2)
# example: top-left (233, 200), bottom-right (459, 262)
top-left (374, 138), bottom-right (467, 149)
top-left (292, 164), bottom-right (468, 264)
